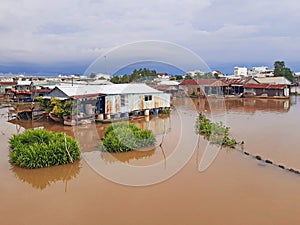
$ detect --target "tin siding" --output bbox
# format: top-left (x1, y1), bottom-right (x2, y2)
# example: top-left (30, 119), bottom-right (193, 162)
top-left (104, 93), bottom-right (171, 114)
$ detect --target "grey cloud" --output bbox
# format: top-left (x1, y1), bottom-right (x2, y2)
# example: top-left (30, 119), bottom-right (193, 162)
top-left (0, 0), bottom-right (299, 72)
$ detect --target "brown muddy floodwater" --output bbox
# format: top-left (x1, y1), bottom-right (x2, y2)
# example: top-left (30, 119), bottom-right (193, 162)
top-left (1, 96), bottom-right (300, 225)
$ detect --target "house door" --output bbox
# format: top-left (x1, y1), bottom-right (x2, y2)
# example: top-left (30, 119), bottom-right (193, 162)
top-left (97, 96), bottom-right (105, 114)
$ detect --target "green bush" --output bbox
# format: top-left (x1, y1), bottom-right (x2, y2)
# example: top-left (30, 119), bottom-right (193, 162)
top-left (9, 129), bottom-right (80, 169)
top-left (102, 122), bottom-right (156, 152)
top-left (196, 114), bottom-right (239, 148)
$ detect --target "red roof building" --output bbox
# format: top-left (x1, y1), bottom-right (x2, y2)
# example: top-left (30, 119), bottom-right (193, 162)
top-left (244, 83), bottom-right (289, 98)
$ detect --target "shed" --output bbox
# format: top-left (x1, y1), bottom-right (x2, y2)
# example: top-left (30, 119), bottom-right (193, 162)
top-left (221, 78), bottom-right (258, 95)
top-left (254, 77), bottom-right (292, 85)
top-left (48, 84), bottom-right (171, 118)
top-left (244, 83), bottom-right (289, 98)
top-left (0, 82), bottom-right (17, 94)
top-left (179, 79), bottom-right (228, 96)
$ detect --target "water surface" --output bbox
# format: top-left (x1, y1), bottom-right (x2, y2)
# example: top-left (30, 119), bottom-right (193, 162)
top-left (1, 96), bottom-right (300, 225)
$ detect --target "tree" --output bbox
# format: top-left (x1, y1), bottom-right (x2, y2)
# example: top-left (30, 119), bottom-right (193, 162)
top-left (184, 74), bottom-right (193, 80)
top-left (36, 97), bottom-right (74, 117)
top-left (90, 73), bottom-right (96, 78)
top-left (110, 76), bottom-right (120, 84)
top-left (274, 61), bottom-right (295, 82)
top-left (111, 68), bottom-right (157, 83)
top-left (175, 75), bottom-right (183, 80)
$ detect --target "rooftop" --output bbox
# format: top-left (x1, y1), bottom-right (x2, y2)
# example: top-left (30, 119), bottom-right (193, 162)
top-left (53, 83), bottom-right (163, 99)
top-left (244, 83), bottom-right (287, 89)
top-left (180, 79), bottom-right (228, 86)
top-left (254, 77), bottom-right (292, 85)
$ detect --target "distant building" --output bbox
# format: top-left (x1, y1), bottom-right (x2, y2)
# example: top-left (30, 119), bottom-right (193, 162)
top-left (248, 66), bottom-right (274, 77)
top-left (244, 84), bottom-right (289, 98)
top-left (95, 73), bottom-right (110, 80)
top-left (179, 79), bottom-right (228, 96)
top-left (212, 70), bottom-right (224, 77)
top-left (0, 81), bottom-right (17, 94)
top-left (185, 70), bottom-right (205, 77)
top-left (221, 77), bottom-right (258, 95)
top-left (234, 67), bottom-right (248, 77)
top-left (252, 66), bottom-right (269, 73)
top-left (254, 77), bottom-right (292, 85)
top-left (157, 73), bottom-right (170, 80)
top-left (294, 72), bottom-right (300, 84)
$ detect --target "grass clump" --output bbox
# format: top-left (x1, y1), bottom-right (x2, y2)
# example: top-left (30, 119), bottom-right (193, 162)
top-left (102, 122), bottom-right (156, 152)
top-left (9, 129), bottom-right (80, 169)
top-left (196, 114), bottom-right (241, 148)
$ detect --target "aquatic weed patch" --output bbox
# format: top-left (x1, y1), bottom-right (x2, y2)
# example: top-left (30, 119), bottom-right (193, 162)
top-left (196, 114), bottom-right (241, 148)
top-left (102, 122), bottom-right (156, 152)
top-left (9, 129), bottom-right (80, 169)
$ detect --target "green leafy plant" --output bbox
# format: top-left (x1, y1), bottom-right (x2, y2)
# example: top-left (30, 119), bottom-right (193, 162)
top-left (102, 122), bottom-right (156, 152)
top-left (9, 129), bottom-right (80, 169)
top-left (196, 114), bottom-right (241, 148)
top-left (37, 97), bottom-right (74, 117)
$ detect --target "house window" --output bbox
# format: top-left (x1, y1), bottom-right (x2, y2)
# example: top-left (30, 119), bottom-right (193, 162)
top-left (197, 87), bottom-right (201, 93)
top-left (144, 95), bottom-right (152, 101)
top-left (121, 94), bottom-right (128, 106)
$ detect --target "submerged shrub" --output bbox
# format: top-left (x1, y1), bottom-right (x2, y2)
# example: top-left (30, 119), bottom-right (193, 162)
top-left (196, 114), bottom-right (239, 148)
top-left (9, 129), bottom-right (80, 169)
top-left (102, 122), bottom-right (156, 152)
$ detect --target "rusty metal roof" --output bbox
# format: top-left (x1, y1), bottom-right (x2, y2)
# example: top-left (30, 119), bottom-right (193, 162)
top-left (244, 84), bottom-right (287, 89)
top-left (179, 79), bottom-right (228, 86)
top-left (0, 82), bottom-right (17, 86)
top-left (221, 77), bottom-right (253, 85)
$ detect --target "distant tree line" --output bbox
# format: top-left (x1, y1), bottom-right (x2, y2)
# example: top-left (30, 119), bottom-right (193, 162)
top-left (110, 68), bottom-right (157, 84)
top-left (184, 72), bottom-right (219, 80)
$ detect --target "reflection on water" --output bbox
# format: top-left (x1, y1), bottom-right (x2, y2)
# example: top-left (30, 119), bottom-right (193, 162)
top-left (224, 98), bottom-right (290, 113)
top-left (11, 160), bottom-right (81, 191)
top-left (100, 148), bottom-right (155, 164)
top-left (8, 118), bottom-right (74, 137)
top-left (181, 97), bottom-right (291, 115)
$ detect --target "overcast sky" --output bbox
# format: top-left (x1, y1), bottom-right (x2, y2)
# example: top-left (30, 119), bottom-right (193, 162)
top-left (1, 0), bottom-right (300, 74)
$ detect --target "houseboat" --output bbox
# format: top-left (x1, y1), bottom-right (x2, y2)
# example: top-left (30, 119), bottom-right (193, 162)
top-left (47, 83), bottom-right (171, 125)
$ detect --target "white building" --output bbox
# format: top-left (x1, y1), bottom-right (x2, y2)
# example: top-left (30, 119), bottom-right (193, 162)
top-left (249, 66), bottom-right (274, 77)
top-left (186, 70), bottom-right (205, 77)
top-left (252, 66), bottom-right (268, 73)
top-left (234, 67), bottom-right (248, 77)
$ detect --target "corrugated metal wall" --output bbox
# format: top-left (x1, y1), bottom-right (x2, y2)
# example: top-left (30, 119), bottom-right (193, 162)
top-left (105, 93), bottom-right (170, 115)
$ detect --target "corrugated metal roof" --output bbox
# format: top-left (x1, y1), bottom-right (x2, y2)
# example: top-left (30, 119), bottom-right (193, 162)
top-left (0, 82), bottom-right (17, 86)
top-left (254, 77), bottom-right (292, 85)
top-left (244, 84), bottom-right (287, 89)
top-left (221, 77), bottom-right (253, 85)
top-left (180, 79), bottom-right (228, 86)
top-left (52, 84), bottom-right (163, 98)
top-left (88, 80), bottom-right (113, 85)
top-left (158, 80), bottom-right (179, 85)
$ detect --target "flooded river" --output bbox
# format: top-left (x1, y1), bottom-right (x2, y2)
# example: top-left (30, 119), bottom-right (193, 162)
top-left (1, 96), bottom-right (300, 225)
